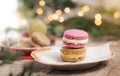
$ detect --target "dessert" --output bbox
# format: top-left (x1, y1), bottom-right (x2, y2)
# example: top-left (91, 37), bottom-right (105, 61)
top-left (60, 47), bottom-right (86, 62)
top-left (63, 29), bottom-right (88, 48)
top-left (60, 29), bottom-right (88, 62)
top-left (29, 19), bottom-right (47, 35)
top-left (13, 37), bottom-right (32, 48)
top-left (30, 32), bottom-right (50, 47)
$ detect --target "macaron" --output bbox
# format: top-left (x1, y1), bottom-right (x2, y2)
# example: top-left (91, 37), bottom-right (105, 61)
top-left (30, 32), bottom-right (50, 47)
top-left (60, 46), bottom-right (86, 62)
top-left (63, 29), bottom-right (88, 48)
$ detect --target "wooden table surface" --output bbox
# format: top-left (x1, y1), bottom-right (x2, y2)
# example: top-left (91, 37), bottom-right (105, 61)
top-left (0, 40), bottom-right (120, 76)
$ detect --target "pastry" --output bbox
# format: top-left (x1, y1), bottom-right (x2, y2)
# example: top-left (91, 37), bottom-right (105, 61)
top-left (63, 29), bottom-right (88, 48)
top-left (60, 46), bottom-right (86, 62)
top-left (60, 29), bottom-right (88, 62)
top-left (29, 19), bottom-right (47, 35)
top-left (13, 37), bottom-right (32, 48)
top-left (30, 32), bottom-right (50, 47)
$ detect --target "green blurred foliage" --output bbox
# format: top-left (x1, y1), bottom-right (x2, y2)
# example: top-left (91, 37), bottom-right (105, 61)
top-left (45, 0), bottom-right (76, 11)
top-left (47, 17), bottom-right (120, 38)
top-left (18, 0), bottom-right (120, 38)
top-left (0, 47), bottom-right (23, 65)
top-left (18, 0), bottom-right (77, 18)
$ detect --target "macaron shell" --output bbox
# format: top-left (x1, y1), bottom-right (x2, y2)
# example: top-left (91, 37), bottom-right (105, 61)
top-left (60, 46), bottom-right (86, 54)
top-left (60, 46), bottom-right (86, 62)
top-left (31, 32), bottom-right (50, 46)
top-left (64, 29), bottom-right (88, 40)
top-left (30, 37), bottom-right (42, 47)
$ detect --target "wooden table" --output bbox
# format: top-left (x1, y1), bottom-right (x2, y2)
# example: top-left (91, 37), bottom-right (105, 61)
top-left (0, 40), bottom-right (120, 76)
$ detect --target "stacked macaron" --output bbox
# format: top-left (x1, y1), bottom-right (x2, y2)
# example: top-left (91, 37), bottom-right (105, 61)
top-left (60, 29), bottom-right (88, 62)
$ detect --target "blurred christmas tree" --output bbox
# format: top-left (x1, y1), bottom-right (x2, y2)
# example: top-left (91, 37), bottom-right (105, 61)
top-left (18, 0), bottom-right (77, 18)
top-left (17, 0), bottom-right (120, 38)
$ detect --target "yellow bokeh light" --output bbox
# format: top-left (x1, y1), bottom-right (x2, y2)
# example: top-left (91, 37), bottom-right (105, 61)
top-left (53, 14), bottom-right (59, 20)
top-left (47, 15), bottom-right (53, 21)
top-left (81, 5), bottom-right (90, 12)
top-left (77, 11), bottom-right (84, 17)
top-left (44, 18), bottom-right (50, 24)
top-left (113, 12), bottom-right (120, 19)
top-left (21, 19), bottom-right (27, 25)
top-left (95, 20), bottom-right (102, 26)
top-left (58, 16), bottom-right (64, 22)
top-left (95, 13), bottom-right (102, 20)
top-left (39, 0), bottom-right (45, 6)
top-left (55, 9), bottom-right (62, 16)
top-left (64, 7), bottom-right (70, 13)
top-left (36, 8), bottom-right (43, 15)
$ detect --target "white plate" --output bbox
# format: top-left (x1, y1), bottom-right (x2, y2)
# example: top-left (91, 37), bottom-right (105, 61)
top-left (31, 43), bottom-right (115, 70)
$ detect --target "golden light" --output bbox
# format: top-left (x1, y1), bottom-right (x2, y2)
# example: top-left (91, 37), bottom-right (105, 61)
top-left (81, 5), bottom-right (90, 12)
top-left (58, 16), bottom-right (64, 22)
top-left (36, 8), bottom-right (43, 15)
top-left (64, 7), bottom-right (70, 13)
top-left (39, 0), bottom-right (45, 6)
top-left (77, 11), bottom-right (84, 17)
top-left (44, 19), bottom-right (50, 24)
top-left (52, 14), bottom-right (59, 20)
top-left (55, 9), bottom-right (62, 16)
top-left (21, 19), bottom-right (27, 25)
top-left (95, 20), bottom-right (102, 26)
top-left (113, 12), bottom-right (120, 19)
top-left (47, 15), bottom-right (53, 21)
top-left (95, 13), bottom-right (102, 20)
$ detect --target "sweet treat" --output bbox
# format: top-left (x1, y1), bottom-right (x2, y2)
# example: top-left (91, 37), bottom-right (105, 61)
top-left (60, 47), bottom-right (86, 62)
top-left (63, 29), bottom-right (88, 48)
top-left (30, 32), bottom-right (50, 47)
top-left (29, 19), bottom-right (47, 35)
top-left (60, 29), bottom-right (88, 62)
top-left (14, 37), bottom-right (32, 48)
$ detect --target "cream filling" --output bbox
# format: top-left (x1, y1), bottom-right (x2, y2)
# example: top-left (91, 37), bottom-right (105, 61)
top-left (63, 37), bottom-right (88, 44)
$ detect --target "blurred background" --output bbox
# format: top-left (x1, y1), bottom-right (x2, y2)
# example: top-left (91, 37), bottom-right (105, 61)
top-left (0, 0), bottom-right (120, 76)
top-left (0, 0), bottom-right (120, 40)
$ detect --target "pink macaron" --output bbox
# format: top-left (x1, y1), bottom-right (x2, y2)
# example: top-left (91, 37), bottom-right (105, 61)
top-left (63, 29), bottom-right (88, 48)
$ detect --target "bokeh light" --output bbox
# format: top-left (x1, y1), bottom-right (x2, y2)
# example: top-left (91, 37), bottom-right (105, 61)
top-left (113, 12), bottom-right (120, 19)
top-left (36, 8), bottom-right (43, 15)
top-left (95, 13), bottom-right (102, 20)
top-left (39, 0), bottom-right (45, 6)
top-left (20, 19), bottom-right (27, 25)
top-left (55, 9), bottom-right (62, 16)
top-left (81, 5), bottom-right (90, 12)
top-left (58, 16), bottom-right (64, 22)
top-left (64, 7), bottom-right (70, 13)
top-left (77, 11), bottom-right (84, 17)
top-left (52, 14), bottom-right (59, 20)
top-left (47, 15), bottom-right (53, 21)
top-left (95, 20), bottom-right (102, 26)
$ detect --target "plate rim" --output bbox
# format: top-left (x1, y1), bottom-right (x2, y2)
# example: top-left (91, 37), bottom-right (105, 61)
top-left (31, 49), bottom-right (115, 66)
